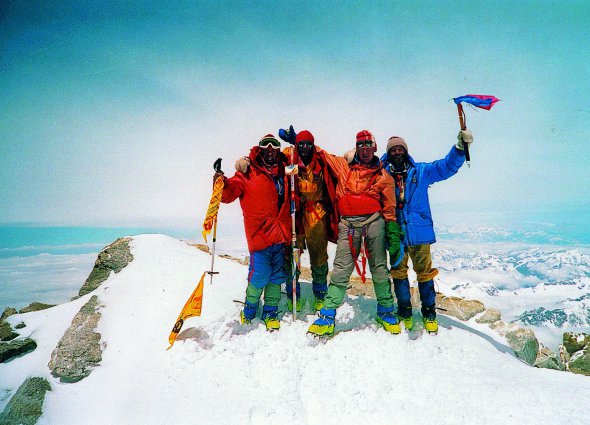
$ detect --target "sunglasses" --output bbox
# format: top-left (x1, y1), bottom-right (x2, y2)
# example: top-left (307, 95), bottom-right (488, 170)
top-left (356, 141), bottom-right (374, 148)
top-left (259, 140), bottom-right (281, 149)
top-left (298, 141), bottom-right (314, 148)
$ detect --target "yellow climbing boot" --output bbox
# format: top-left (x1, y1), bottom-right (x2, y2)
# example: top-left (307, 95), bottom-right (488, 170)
top-left (423, 318), bottom-right (438, 333)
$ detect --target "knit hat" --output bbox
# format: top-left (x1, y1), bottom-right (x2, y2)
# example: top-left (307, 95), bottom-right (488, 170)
top-left (295, 130), bottom-right (314, 144)
top-left (258, 134), bottom-right (280, 147)
top-left (356, 130), bottom-right (377, 148)
top-left (386, 136), bottom-right (408, 154)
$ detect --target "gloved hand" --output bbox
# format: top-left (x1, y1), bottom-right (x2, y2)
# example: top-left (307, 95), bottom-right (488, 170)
top-left (235, 157), bottom-right (251, 173)
top-left (456, 128), bottom-right (474, 150)
top-left (212, 172), bottom-right (224, 186)
top-left (278, 125), bottom-right (296, 145)
top-left (343, 148), bottom-right (356, 163)
top-left (385, 221), bottom-right (404, 266)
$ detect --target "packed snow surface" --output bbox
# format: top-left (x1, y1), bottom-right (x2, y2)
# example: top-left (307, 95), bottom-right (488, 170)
top-left (2, 234), bottom-right (589, 425)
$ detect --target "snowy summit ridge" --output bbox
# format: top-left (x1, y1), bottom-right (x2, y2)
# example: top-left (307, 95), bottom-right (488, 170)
top-left (1, 234), bottom-right (589, 425)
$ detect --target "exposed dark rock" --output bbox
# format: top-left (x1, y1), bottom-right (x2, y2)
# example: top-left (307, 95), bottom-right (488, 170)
top-left (18, 302), bottom-right (55, 314)
top-left (1, 307), bottom-right (17, 321)
top-left (569, 347), bottom-right (590, 376)
top-left (77, 237), bottom-right (133, 298)
top-left (563, 332), bottom-right (590, 355)
top-left (15, 323), bottom-right (26, 329)
top-left (0, 321), bottom-right (18, 342)
top-left (0, 377), bottom-right (51, 425)
top-left (518, 307), bottom-right (568, 327)
top-left (0, 338), bottom-right (37, 363)
top-left (48, 295), bottom-right (102, 382)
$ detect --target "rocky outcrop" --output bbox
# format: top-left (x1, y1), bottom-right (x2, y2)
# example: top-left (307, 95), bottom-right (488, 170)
top-left (1, 307), bottom-right (17, 321)
top-left (0, 321), bottom-right (18, 342)
top-left (48, 295), bottom-right (102, 382)
top-left (475, 308), bottom-right (501, 324)
top-left (562, 332), bottom-right (590, 376)
top-left (534, 345), bottom-right (565, 371)
top-left (18, 302), bottom-right (55, 314)
top-left (0, 377), bottom-right (51, 425)
top-left (436, 295), bottom-right (485, 321)
top-left (490, 321), bottom-right (540, 365)
top-left (77, 237), bottom-right (133, 297)
top-left (0, 338), bottom-right (37, 363)
top-left (563, 332), bottom-right (590, 354)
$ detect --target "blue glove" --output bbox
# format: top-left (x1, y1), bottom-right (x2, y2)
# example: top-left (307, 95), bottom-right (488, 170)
top-left (278, 125), bottom-right (296, 145)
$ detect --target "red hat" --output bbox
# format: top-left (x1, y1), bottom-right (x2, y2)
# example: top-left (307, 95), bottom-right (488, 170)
top-left (356, 130), bottom-right (376, 148)
top-left (295, 130), bottom-right (314, 144)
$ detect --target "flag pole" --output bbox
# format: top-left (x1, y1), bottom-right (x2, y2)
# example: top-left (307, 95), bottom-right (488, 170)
top-left (207, 158), bottom-right (223, 285)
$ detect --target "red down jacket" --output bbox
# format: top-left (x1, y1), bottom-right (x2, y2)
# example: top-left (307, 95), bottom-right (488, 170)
top-left (221, 146), bottom-right (291, 252)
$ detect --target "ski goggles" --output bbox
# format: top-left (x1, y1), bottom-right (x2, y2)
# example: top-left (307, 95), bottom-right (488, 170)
top-left (356, 140), bottom-right (375, 148)
top-left (297, 141), bottom-right (314, 149)
top-left (259, 138), bottom-right (281, 149)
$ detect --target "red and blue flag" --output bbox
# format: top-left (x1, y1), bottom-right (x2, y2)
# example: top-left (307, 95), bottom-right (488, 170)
top-left (453, 94), bottom-right (500, 110)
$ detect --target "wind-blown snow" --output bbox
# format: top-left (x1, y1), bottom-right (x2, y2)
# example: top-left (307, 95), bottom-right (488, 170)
top-left (2, 234), bottom-right (589, 425)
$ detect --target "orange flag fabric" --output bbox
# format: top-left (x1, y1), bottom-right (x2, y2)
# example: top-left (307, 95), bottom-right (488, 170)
top-left (202, 176), bottom-right (224, 243)
top-left (167, 271), bottom-right (205, 349)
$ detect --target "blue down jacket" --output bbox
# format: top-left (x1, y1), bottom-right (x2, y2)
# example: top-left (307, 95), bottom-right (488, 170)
top-left (381, 146), bottom-right (465, 246)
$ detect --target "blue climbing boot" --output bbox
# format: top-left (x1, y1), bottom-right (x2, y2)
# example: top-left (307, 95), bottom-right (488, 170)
top-left (376, 304), bottom-right (401, 334)
top-left (240, 300), bottom-right (258, 324)
top-left (261, 305), bottom-right (280, 331)
top-left (308, 308), bottom-right (336, 337)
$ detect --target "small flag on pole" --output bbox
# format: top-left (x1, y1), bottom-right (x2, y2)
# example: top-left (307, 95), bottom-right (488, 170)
top-left (167, 272), bottom-right (205, 349)
top-left (453, 94), bottom-right (500, 110)
top-left (202, 176), bottom-right (224, 243)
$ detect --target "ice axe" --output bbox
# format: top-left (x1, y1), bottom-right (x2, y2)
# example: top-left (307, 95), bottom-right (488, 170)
top-left (203, 158), bottom-right (224, 284)
top-left (453, 94), bottom-right (500, 166)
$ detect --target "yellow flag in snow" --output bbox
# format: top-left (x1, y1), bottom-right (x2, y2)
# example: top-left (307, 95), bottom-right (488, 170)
top-left (167, 271), bottom-right (205, 349)
top-left (202, 176), bottom-right (224, 243)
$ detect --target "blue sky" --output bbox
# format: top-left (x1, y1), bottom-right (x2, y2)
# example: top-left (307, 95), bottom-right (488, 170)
top-left (1, 1), bottom-right (589, 231)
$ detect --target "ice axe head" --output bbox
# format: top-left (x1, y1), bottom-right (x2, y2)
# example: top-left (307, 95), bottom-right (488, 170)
top-left (213, 158), bottom-right (223, 173)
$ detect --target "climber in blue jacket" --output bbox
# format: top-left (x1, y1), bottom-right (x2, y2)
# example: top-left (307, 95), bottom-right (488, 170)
top-left (381, 129), bottom-right (473, 333)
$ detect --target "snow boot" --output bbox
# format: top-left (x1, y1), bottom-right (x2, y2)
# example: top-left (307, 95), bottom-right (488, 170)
top-left (308, 308), bottom-right (336, 337)
top-left (240, 300), bottom-right (258, 324)
top-left (399, 315), bottom-right (413, 330)
top-left (261, 305), bottom-right (280, 331)
top-left (376, 304), bottom-right (401, 334)
top-left (422, 305), bottom-right (438, 333)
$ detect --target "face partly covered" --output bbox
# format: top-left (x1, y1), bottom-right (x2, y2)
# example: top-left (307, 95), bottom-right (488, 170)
top-left (355, 140), bottom-right (377, 165)
top-left (259, 144), bottom-right (279, 165)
